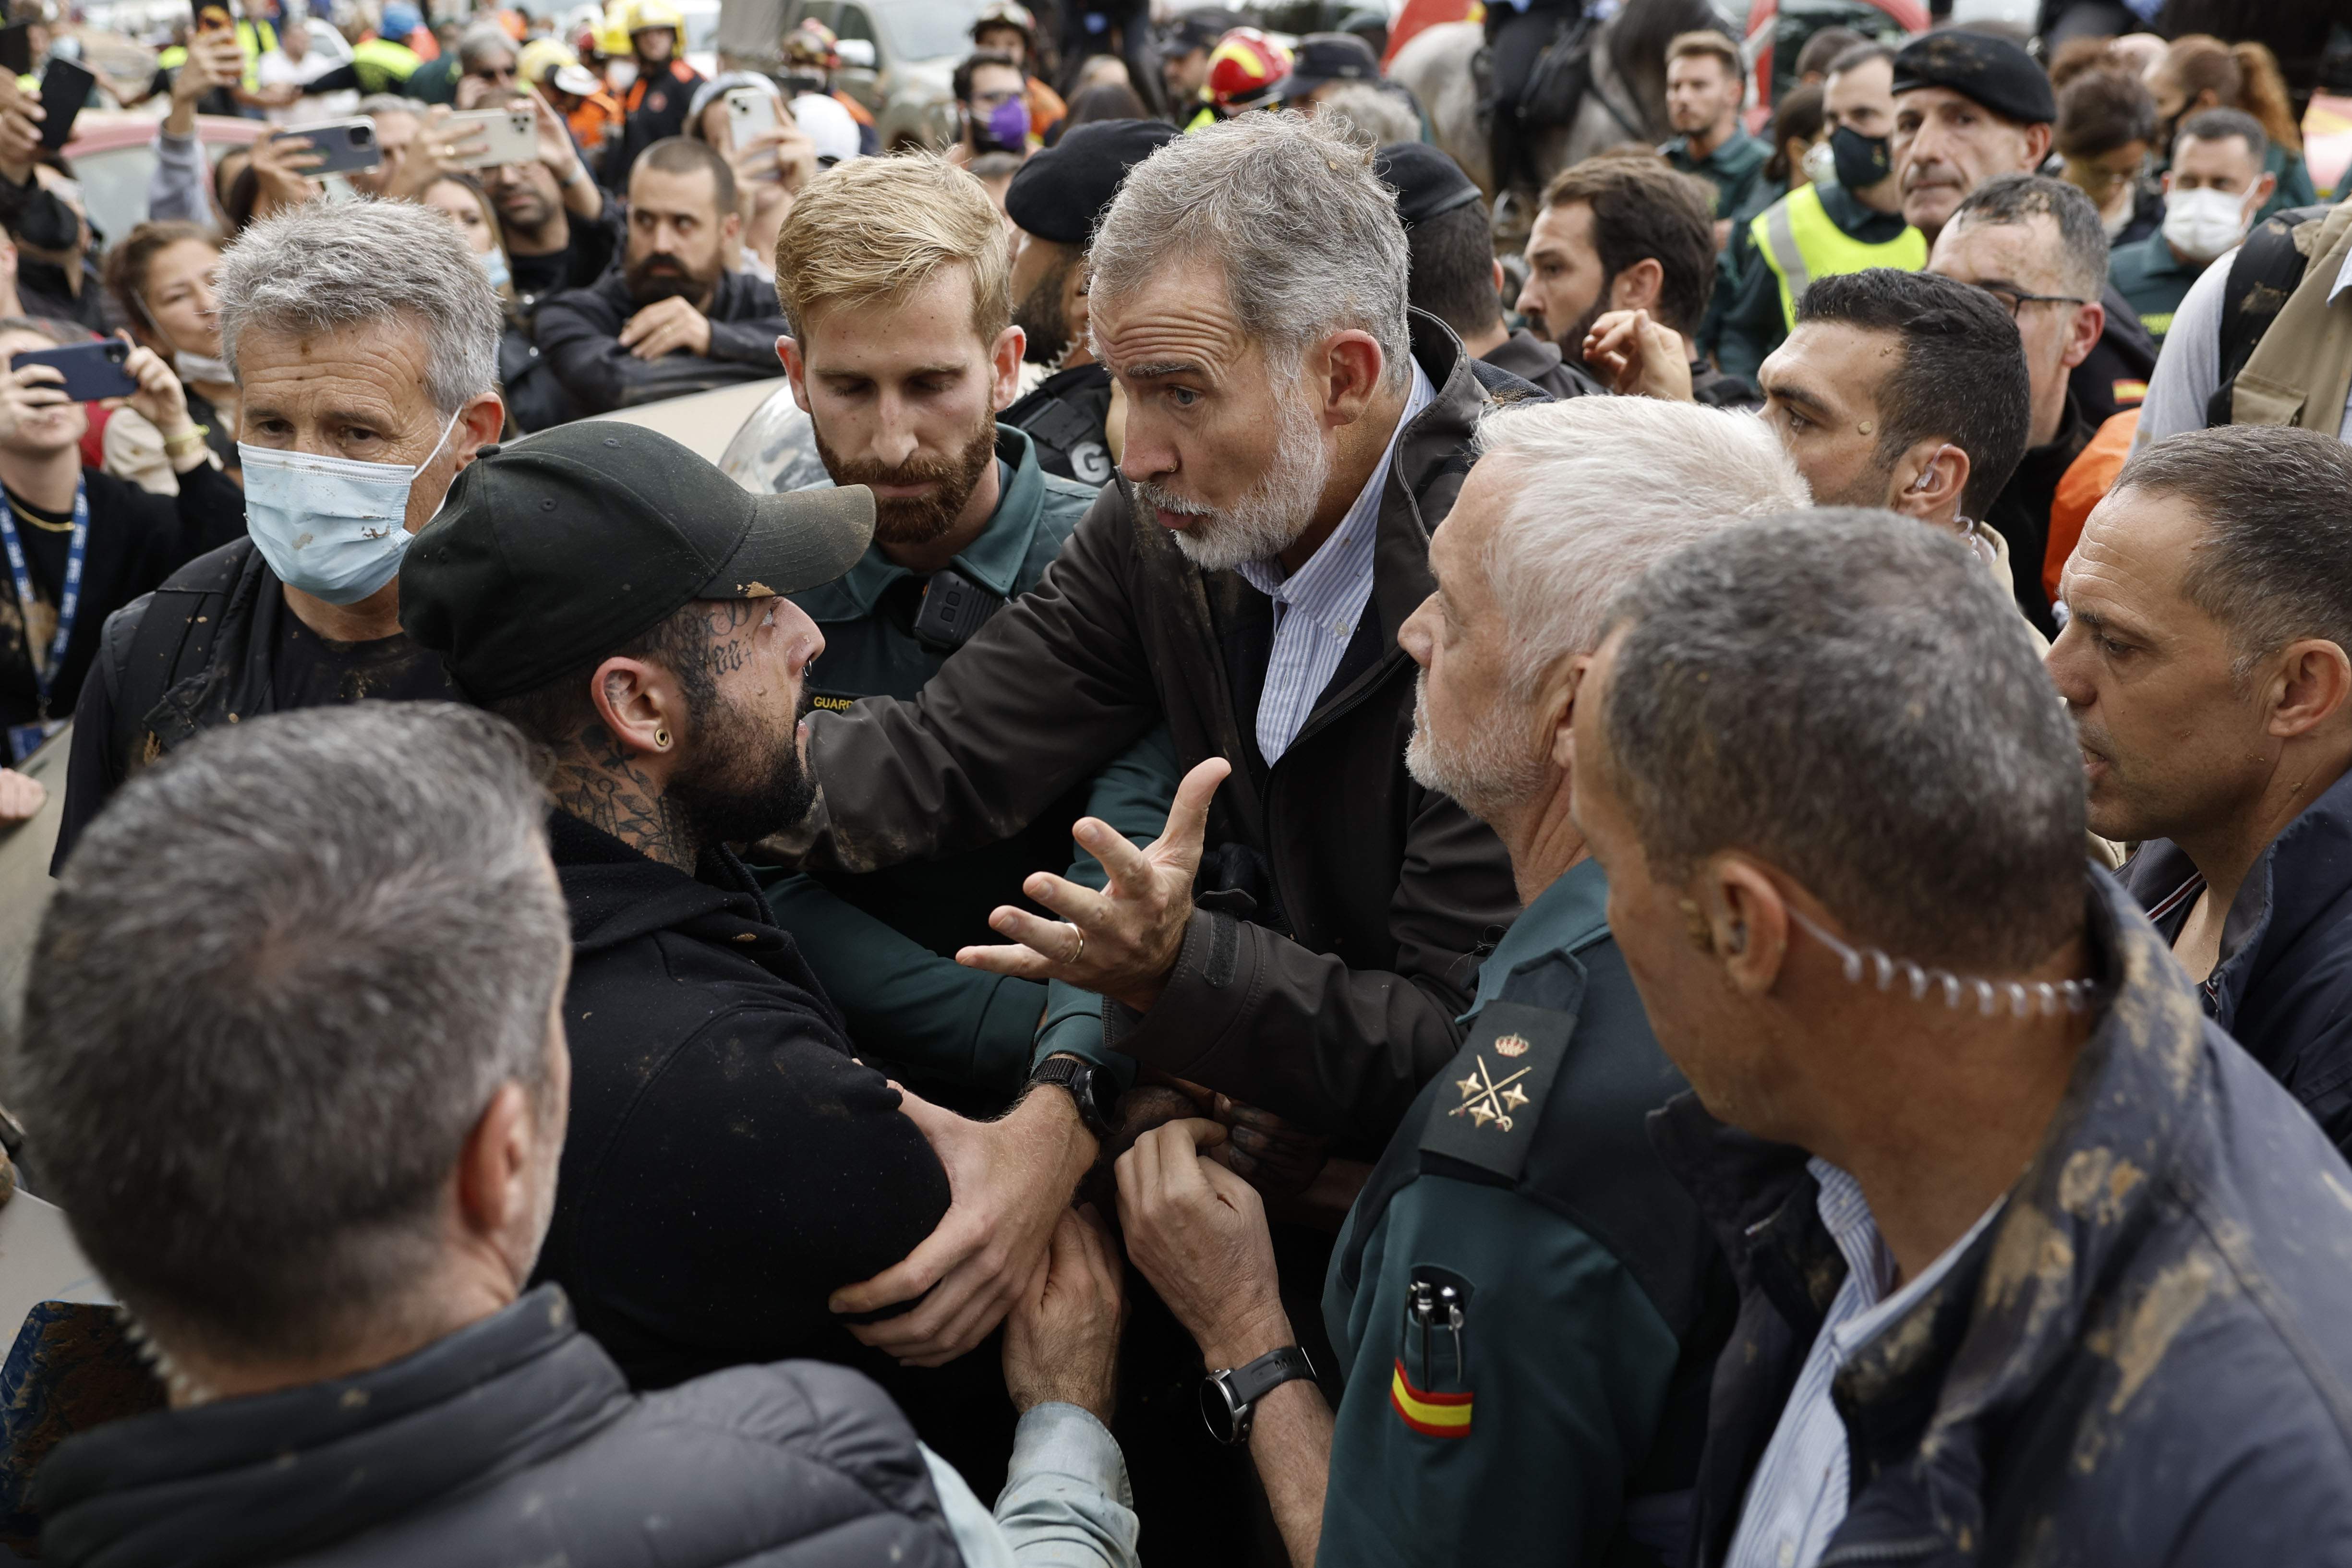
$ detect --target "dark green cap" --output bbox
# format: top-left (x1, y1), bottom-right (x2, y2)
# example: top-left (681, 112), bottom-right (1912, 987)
top-left (400, 421), bottom-right (874, 702)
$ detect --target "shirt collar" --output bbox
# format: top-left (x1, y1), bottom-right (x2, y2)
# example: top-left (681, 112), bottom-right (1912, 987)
top-left (1465, 856), bottom-right (1609, 1017)
top-left (799, 425), bottom-right (1045, 619)
top-left (2331, 243), bottom-right (2352, 306)
top-left (1234, 358), bottom-right (1435, 601)
top-left (1809, 1156), bottom-right (2006, 1361)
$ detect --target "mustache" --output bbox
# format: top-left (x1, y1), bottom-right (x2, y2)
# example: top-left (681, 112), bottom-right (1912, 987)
top-left (825, 448), bottom-right (969, 491)
top-left (1135, 481), bottom-right (1211, 516)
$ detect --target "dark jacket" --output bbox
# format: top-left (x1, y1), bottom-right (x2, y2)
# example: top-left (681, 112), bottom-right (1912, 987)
top-left (1479, 326), bottom-right (1604, 402)
top-left (52, 537), bottom-right (458, 869)
top-left (533, 267), bottom-right (790, 416)
top-left (0, 461), bottom-right (246, 736)
top-left (2069, 280), bottom-right (2160, 430)
top-left (1320, 859), bottom-right (1729, 1568)
top-left (535, 810), bottom-right (951, 1390)
top-left (1663, 868), bottom-right (2352, 1568)
top-left (1983, 390), bottom-right (2093, 638)
top-left (2124, 762), bottom-right (2352, 1158)
top-left (602, 58), bottom-right (707, 189)
top-left (31, 1287), bottom-right (964, 1568)
top-left (801, 314), bottom-right (1523, 1146)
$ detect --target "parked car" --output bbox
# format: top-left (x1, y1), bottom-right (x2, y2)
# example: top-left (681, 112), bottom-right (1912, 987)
top-left (63, 112), bottom-right (261, 245)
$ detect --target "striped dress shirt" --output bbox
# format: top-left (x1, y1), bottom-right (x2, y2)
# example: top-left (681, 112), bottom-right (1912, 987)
top-left (1724, 1159), bottom-right (2003, 1568)
top-left (1235, 361), bottom-right (1434, 765)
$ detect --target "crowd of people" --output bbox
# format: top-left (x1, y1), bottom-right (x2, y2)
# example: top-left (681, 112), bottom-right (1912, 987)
top-left (0, 0), bottom-right (2350, 1566)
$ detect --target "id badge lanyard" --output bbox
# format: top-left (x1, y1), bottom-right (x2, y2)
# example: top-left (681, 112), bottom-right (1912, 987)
top-left (0, 476), bottom-right (88, 764)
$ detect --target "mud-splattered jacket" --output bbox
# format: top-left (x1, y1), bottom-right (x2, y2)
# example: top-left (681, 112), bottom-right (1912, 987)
top-left (1656, 868), bottom-right (2352, 1568)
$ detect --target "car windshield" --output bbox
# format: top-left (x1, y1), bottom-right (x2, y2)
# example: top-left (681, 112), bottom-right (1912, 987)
top-left (875, 0), bottom-right (989, 63)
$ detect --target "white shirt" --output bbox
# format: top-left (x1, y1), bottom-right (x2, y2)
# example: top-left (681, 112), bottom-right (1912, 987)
top-left (925, 1403), bottom-right (1140, 1568)
top-left (2136, 237), bottom-right (2352, 450)
top-left (1234, 360), bottom-right (1434, 764)
top-left (1724, 1160), bottom-right (2004, 1568)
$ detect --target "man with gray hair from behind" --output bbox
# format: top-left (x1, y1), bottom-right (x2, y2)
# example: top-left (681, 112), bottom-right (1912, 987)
top-left (19, 702), bottom-right (1134, 1568)
top-left (53, 198), bottom-right (506, 868)
top-left (1572, 507), bottom-right (2352, 1568)
top-left (799, 112), bottom-right (1531, 1366)
top-left (1115, 395), bottom-right (1809, 1568)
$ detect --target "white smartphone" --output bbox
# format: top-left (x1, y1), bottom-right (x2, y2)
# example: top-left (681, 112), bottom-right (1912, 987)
top-left (726, 87), bottom-right (780, 143)
top-left (446, 107), bottom-right (537, 169)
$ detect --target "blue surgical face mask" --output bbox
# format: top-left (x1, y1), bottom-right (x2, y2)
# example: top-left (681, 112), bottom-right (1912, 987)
top-left (475, 244), bottom-right (510, 293)
top-left (238, 409), bottom-right (463, 605)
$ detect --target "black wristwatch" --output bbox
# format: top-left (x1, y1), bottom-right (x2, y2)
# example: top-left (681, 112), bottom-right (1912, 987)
top-left (1029, 1053), bottom-right (1115, 1142)
top-left (1200, 1345), bottom-right (1315, 1445)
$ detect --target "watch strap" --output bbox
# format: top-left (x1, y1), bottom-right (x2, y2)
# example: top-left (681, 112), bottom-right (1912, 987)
top-left (1224, 1344), bottom-right (1315, 1409)
top-left (1029, 1053), bottom-right (1112, 1140)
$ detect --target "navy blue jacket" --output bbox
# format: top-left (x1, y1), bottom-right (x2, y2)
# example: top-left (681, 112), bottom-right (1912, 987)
top-left (2123, 763), bottom-right (2352, 1158)
top-left (1660, 868), bottom-right (2352, 1567)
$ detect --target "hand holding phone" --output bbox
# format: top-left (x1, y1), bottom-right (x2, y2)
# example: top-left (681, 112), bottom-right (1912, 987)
top-left (12, 339), bottom-right (136, 403)
top-left (273, 118), bottom-right (379, 176)
top-left (725, 87), bottom-right (779, 144)
top-left (37, 58), bottom-right (92, 151)
top-left (442, 107), bottom-right (534, 169)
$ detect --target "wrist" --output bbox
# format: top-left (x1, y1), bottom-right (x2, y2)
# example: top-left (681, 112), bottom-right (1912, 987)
top-left (1017, 1075), bottom-right (1099, 1176)
top-left (158, 416), bottom-right (200, 444)
top-left (1200, 1303), bottom-right (1293, 1372)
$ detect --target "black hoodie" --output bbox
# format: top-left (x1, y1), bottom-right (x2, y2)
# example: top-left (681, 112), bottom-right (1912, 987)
top-left (531, 811), bottom-right (951, 1391)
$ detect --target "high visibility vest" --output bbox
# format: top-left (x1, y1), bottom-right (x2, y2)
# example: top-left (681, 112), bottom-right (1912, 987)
top-left (157, 44), bottom-right (187, 68)
top-left (349, 35), bottom-right (421, 91)
top-left (1750, 183), bottom-right (1927, 332)
top-left (234, 17), bottom-right (278, 90)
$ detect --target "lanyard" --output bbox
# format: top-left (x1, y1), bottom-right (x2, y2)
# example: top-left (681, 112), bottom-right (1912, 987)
top-left (0, 474), bottom-right (88, 729)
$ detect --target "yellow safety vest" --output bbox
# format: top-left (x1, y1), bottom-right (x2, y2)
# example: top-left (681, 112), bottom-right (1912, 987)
top-left (1750, 182), bottom-right (1927, 331)
top-left (235, 17), bottom-right (278, 91)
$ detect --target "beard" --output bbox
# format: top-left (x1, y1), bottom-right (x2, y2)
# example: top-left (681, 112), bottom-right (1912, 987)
top-left (1012, 254), bottom-right (1073, 366)
top-left (1138, 384), bottom-right (1331, 573)
top-left (1550, 291), bottom-right (1609, 359)
top-left (814, 411), bottom-right (998, 548)
top-left (625, 248), bottom-right (713, 306)
top-left (669, 684), bottom-right (818, 848)
top-left (1404, 669), bottom-right (1546, 827)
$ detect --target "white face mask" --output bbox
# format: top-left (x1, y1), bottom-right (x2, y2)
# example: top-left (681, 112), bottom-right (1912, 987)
top-left (2162, 185), bottom-right (2255, 264)
top-left (237, 409), bottom-right (463, 605)
top-left (1802, 139), bottom-right (1837, 188)
top-left (606, 57), bottom-right (638, 91)
top-left (475, 244), bottom-right (510, 293)
top-left (173, 349), bottom-right (233, 384)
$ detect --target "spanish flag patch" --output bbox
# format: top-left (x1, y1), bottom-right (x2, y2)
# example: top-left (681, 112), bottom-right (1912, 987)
top-left (1390, 1359), bottom-right (1472, 1438)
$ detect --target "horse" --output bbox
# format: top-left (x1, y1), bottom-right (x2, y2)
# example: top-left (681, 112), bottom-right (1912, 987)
top-left (1391, 0), bottom-right (1716, 232)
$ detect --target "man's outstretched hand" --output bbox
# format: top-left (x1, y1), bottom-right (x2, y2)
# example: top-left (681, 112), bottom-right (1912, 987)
top-left (830, 1083), bottom-right (1097, 1366)
top-left (1580, 308), bottom-right (1695, 402)
top-left (957, 756), bottom-right (1231, 1014)
top-left (1002, 1204), bottom-right (1126, 1424)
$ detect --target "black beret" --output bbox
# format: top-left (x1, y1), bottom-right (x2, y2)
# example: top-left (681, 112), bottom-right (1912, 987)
top-left (1891, 31), bottom-right (2056, 126)
top-left (1004, 118), bottom-right (1180, 247)
top-left (1164, 8), bottom-right (1238, 56)
top-left (1374, 141), bottom-right (1483, 229)
top-left (1283, 31), bottom-right (1381, 95)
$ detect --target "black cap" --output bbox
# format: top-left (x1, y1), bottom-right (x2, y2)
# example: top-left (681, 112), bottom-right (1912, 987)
top-left (1891, 31), bottom-right (2055, 126)
top-left (1005, 118), bottom-right (1179, 245)
top-left (399, 422), bottom-right (875, 702)
top-left (1375, 140), bottom-right (1482, 228)
top-left (1164, 9), bottom-right (1237, 56)
top-left (1280, 31), bottom-right (1380, 96)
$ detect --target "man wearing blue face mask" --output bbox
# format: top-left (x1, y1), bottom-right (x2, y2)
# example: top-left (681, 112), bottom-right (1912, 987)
top-left (51, 198), bottom-right (506, 870)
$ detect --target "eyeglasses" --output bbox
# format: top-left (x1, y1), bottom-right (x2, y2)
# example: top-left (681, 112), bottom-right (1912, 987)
top-left (1976, 283), bottom-right (2091, 320)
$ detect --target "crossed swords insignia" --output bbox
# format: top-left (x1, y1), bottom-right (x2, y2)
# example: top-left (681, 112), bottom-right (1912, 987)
top-left (1449, 1053), bottom-right (1532, 1132)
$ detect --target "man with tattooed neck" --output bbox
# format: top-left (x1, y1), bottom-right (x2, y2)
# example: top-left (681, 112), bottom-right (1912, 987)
top-left (395, 422), bottom-right (962, 1396)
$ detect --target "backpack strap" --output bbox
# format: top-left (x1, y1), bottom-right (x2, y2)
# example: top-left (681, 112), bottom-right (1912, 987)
top-left (2207, 203), bottom-right (2337, 429)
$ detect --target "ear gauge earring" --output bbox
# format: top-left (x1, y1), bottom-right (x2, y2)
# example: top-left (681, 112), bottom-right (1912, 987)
top-left (654, 728), bottom-right (672, 749)
top-left (1725, 923), bottom-right (1748, 955)
top-left (1678, 898), bottom-right (1716, 954)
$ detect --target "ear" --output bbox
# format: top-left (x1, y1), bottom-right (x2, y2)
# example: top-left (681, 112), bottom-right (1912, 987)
top-left (1886, 439), bottom-right (1968, 523)
top-left (2267, 639), bottom-right (2352, 741)
top-left (989, 323), bottom-right (1024, 411)
top-left (454, 1079), bottom-right (536, 1251)
top-left (2250, 170), bottom-right (2278, 209)
top-left (1490, 256), bottom-right (1507, 300)
top-left (1313, 329), bottom-right (1387, 429)
top-left (779, 334), bottom-right (810, 411)
top-left (587, 652), bottom-right (685, 761)
top-left (453, 391), bottom-right (505, 466)
top-left (2160, 169), bottom-right (2175, 196)
top-left (1534, 649), bottom-right (1579, 777)
top-left (1611, 257), bottom-right (1664, 314)
top-left (1065, 260), bottom-right (1091, 345)
top-left (721, 206), bottom-right (743, 245)
top-left (1700, 854), bottom-right (1792, 997)
top-left (2061, 297), bottom-right (2103, 371)
top-left (2021, 121), bottom-right (2053, 167)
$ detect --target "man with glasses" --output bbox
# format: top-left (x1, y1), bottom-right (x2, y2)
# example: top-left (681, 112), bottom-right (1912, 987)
top-left (952, 51), bottom-right (1033, 163)
top-left (405, 20), bottom-right (517, 107)
top-left (1928, 173), bottom-right (2110, 636)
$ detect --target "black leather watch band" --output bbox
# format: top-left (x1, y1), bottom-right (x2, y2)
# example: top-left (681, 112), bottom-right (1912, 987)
top-left (1029, 1053), bottom-right (1113, 1141)
top-left (1200, 1345), bottom-right (1315, 1445)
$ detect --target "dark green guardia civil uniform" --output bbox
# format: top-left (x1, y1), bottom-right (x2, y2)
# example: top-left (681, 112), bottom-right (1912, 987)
top-left (756, 424), bottom-right (1143, 1103)
top-left (2107, 229), bottom-right (2211, 347)
top-left (1660, 128), bottom-right (1770, 225)
top-left (1318, 858), bottom-right (1732, 1567)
